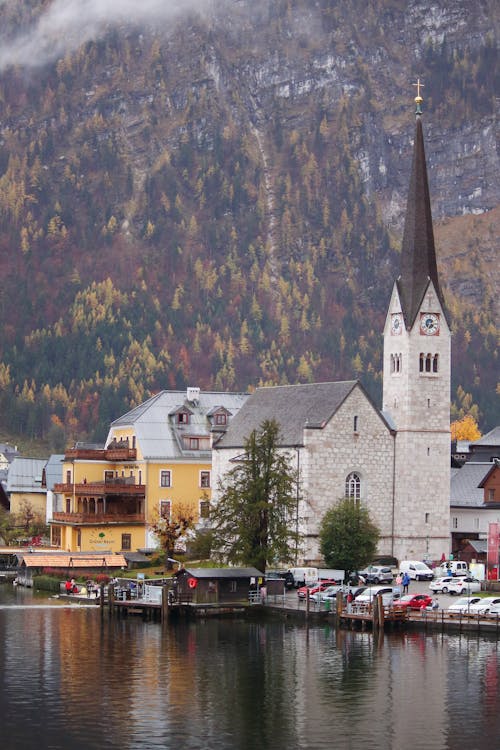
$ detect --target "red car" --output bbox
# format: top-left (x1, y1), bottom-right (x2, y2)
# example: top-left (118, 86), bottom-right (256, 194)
top-left (396, 594), bottom-right (434, 610)
top-left (297, 580), bottom-right (340, 599)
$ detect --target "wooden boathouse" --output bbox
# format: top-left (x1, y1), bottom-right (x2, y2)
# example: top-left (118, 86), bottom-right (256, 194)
top-left (107, 567), bottom-right (265, 622)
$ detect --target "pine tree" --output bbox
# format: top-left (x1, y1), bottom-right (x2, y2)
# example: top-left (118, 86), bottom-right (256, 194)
top-left (211, 419), bottom-right (300, 572)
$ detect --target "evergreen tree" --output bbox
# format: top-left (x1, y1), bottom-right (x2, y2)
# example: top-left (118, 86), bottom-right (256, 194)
top-left (211, 419), bottom-right (300, 572)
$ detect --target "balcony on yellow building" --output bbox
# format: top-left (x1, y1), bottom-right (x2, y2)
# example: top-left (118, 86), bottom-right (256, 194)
top-left (64, 445), bottom-right (137, 461)
top-left (53, 476), bottom-right (146, 526)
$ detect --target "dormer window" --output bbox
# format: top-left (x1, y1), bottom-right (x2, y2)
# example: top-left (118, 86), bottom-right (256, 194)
top-left (215, 413), bottom-right (227, 426)
top-left (189, 437), bottom-right (199, 450)
top-left (177, 411), bottom-right (189, 424)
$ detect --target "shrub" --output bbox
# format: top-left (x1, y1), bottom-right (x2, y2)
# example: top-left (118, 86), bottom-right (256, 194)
top-left (33, 575), bottom-right (61, 593)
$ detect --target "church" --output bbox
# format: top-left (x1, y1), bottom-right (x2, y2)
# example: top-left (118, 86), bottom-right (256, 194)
top-left (212, 90), bottom-right (451, 565)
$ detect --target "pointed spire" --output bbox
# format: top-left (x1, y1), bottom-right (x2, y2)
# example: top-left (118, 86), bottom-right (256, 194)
top-left (397, 85), bottom-right (444, 327)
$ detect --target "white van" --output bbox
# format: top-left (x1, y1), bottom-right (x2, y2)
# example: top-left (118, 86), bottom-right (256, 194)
top-left (288, 567), bottom-right (318, 587)
top-left (434, 560), bottom-right (468, 577)
top-left (399, 560), bottom-right (434, 581)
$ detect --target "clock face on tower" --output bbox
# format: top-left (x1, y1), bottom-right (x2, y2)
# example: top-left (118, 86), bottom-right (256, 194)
top-left (391, 313), bottom-right (403, 335)
top-left (420, 312), bottom-right (440, 336)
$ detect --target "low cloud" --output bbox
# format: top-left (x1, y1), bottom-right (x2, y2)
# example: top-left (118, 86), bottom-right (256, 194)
top-left (0, 0), bottom-right (211, 72)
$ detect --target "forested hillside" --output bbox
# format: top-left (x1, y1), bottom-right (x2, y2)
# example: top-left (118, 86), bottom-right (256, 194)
top-left (0, 0), bottom-right (498, 449)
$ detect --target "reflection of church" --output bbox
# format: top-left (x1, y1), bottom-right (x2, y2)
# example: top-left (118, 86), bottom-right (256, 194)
top-left (213, 91), bottom-right (451, 564)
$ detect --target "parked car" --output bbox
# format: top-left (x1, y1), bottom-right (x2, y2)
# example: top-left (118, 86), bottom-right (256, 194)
top-left (309, 585), bottom-right (344, 604)
top-left (399, 560), bottom-right (434, 581)
top-left (446, 576), bottom-right (481, 596)
top-left (297, 580), bottom-right (338, 599)
top-left (434, 561), bottom-right (469, 578)
top-left (395, 594), bottom-right (434, 610)
top-left (466, 597), bottom-right (500, 615)
top-left (354, 586), bottom-right (400, 607)
top-left (447, 597), bottom-right (482, 616)
top-left (429, 577), bottom-right (456, 594)
top-left (358, 565), bottom-right (393, 584)
top-left (486, 602), bottom-right (500, 616)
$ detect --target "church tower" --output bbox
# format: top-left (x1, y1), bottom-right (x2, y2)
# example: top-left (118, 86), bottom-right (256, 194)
top-left (383, 84), bottom-right (451, 562)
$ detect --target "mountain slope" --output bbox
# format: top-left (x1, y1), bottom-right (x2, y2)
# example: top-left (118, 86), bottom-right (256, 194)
top-left (0, 0), bottom-right (498, 446)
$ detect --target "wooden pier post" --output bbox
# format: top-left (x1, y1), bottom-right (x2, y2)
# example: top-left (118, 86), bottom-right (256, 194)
top-left (108, 583), bottom-right (115, 616)
top-left (161, 583), bottom-right (169, 625)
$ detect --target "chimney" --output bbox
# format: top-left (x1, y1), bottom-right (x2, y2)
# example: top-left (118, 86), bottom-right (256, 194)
top-left (186, 387), bottom-right (200, 403)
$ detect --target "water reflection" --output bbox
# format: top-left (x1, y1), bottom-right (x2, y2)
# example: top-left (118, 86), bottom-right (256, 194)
top-left (0, 585), bottom-right (499, 749)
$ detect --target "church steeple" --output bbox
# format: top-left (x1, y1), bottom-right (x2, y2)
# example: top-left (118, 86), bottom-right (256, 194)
top-left (396, 83), bottom-right (445, 328)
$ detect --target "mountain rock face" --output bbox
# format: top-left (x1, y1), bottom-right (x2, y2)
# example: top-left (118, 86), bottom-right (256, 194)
top-left (0, 0), bottom-right (498, 445)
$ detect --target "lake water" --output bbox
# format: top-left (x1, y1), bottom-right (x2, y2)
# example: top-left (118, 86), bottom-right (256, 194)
top-left (1, 584), bottom-right (499, 749)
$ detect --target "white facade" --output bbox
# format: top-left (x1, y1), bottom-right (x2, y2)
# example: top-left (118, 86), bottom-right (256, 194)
top-left (382, 281), bottom-right (451, 561)
top-left (212, 383), bottom-right (396, 564)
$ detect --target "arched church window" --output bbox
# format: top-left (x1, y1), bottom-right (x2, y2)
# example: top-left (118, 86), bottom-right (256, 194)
top-left (419, 353), bottom-right (424, 372)
top-left (345, 472), bottom-right (361, 502)
top-left (433, 354), bottom-right (439, 373)
top-left (425, 353), bottom-right (432, 373)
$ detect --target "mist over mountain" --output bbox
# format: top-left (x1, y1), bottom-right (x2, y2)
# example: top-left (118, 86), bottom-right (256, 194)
top-left (0, 0), bottom-right (498, 449)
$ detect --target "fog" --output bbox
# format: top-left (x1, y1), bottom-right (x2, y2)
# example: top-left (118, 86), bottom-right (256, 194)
top-left (0, 0), bottom-right (213, 72)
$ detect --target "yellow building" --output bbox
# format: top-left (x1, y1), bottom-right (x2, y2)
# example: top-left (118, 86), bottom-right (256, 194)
top-left (51, 387), bottom-right (248, 553)
top-left (7, 457), bottom-right (48, 518)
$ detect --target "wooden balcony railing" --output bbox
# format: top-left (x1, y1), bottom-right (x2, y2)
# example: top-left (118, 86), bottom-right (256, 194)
top-left (54, 482), bottom-right (145, 497)
top-left (52, 512), bottom-right (145, 524)
top-left (64, 447), bottom-right (137, 461)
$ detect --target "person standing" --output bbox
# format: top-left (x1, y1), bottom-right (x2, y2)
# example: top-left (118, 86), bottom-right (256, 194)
top-left (402, 572), bottom-right (410, 594)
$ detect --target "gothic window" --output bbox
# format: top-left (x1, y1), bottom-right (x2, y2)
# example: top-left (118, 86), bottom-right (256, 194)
top-left (390, 353), bottom-right (402, 374)
top-left (420, 352), bottom-right (439, 374)
top-left (345, 472), bottom-right (361, 502)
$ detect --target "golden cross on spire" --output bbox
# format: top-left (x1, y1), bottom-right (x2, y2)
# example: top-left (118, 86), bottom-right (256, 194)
top-left (413, 78), bottom-right (424, 114)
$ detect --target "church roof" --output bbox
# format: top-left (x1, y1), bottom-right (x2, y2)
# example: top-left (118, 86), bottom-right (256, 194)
top-left (215, 380), bottom-right (392, 449)
top-left (397, 113), bottom-right (446, 328)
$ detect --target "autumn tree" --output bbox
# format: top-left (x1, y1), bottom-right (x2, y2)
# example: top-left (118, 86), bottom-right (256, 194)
top-left (149, 506), bottom-right (194, 569)
top-left (450, 414), bottom-right (481, 442)
top-left (210, 419), bottom-right (300, 572)
top-left (319, 498), bottom-right (380, 581)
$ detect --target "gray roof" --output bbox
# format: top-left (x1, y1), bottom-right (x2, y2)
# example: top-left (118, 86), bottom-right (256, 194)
top-left (180, 567), bottom-right (264, 579)
top-left (467, 539), bottom-right (487, 555)
top-left (6, 457), bottom-right (47, 494)
top-left (215, 380), bottom-right (391, 449)
top-left (110, 389), bottom-right (248, 460)
top-left (44, 454), bottom-right (65, 491)
top-left (471, 427), bottom-right (500, 447)
top-left (450, 462), bottom-right (492, 507)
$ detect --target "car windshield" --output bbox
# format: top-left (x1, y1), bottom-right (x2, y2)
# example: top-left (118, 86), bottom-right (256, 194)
top-left (414, 564), bottom-right (428, 570)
